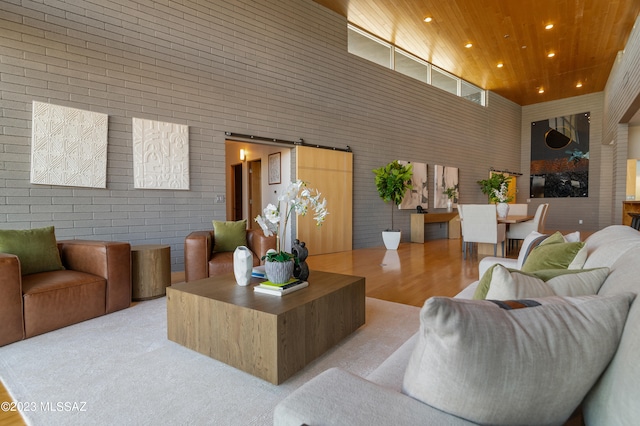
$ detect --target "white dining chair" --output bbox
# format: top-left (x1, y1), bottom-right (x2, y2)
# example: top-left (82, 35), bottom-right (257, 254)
top-left (506, 203), bottom-right (549, 251)
top-left (507, 203), bottom-right (528, 216)
top-left (459, 204), bottom-right (506, 259)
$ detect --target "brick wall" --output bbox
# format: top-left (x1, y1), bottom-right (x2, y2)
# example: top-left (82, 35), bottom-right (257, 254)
top-left (3, 0), bottom-right (624, 270)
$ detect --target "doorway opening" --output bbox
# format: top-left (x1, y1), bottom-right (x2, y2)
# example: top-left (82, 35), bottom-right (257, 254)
top-left (231, 163), bottom-right (243, 221)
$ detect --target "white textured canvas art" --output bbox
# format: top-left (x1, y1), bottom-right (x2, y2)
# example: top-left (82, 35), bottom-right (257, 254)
top-left (434, 165), bottom-right (459, 208)
top-left (30, 101), bottom-right (108, 188)
top-left (133, 118), bottom-right (189, 190)
top-left (399, 161), bottom-right (428, 210)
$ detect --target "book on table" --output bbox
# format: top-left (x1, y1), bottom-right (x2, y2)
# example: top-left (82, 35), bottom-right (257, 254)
top-left (251, 265), bottom-right (266, 278)
top-left (254, 278), bottom-right (309, 296)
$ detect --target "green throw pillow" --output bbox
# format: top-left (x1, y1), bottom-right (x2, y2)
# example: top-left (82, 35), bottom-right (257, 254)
top-left (0, 226), bottom-right (64, 275)
top-left (212, 219), bottom-right (248, 252)
top-left (521, 241), bottom-right (586, 273)
top-left (539, 231), bottom-right (565, 246)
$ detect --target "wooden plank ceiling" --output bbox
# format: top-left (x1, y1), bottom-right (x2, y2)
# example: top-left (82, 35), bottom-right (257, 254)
top-left (313, 0), bottom-right (640, 106)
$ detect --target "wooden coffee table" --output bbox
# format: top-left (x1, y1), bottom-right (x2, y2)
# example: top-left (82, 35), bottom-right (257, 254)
top-left (166, 270), bottom-right (365, 384)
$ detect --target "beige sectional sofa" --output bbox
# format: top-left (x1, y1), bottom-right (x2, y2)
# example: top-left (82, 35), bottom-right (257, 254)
top-left (274, 225), bottom-right (640, 425)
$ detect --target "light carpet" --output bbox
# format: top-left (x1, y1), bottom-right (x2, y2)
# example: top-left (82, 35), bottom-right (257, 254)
top-left (0, 297), bottom-right (419, 425)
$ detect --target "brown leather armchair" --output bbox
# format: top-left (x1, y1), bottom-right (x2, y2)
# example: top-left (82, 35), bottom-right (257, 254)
top-left (184, 229), bottom-right (276, 282)
top-left (0, 240), bottom-right (131, 347)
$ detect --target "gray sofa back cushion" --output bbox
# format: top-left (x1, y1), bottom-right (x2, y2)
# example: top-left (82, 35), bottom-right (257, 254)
top-left (583, 245), bottom-right (640, 424)
top-left (401, 294), bottom-right (634, 426)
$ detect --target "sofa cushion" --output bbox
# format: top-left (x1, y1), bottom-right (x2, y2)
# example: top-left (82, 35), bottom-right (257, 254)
top-left (212, 219), bottom-right (247, 252)
top-left (483, 265), bottom-right (609, 300)
top-left (521, 239), bottom-right (586, 272)
top-left (402, 294), bottom-right (635, 426)
top-left (0, 226), bottom-right (64, 275)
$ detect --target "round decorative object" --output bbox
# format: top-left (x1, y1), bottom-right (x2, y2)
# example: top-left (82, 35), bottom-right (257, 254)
top-left (233, 246), bottom-right (253, 286)
top-left (496, 202), bottom-right (510, 218)
top-left (292, 239), bottom-right (309, 281)
top-left (265, 259), bottom-right (294, 284)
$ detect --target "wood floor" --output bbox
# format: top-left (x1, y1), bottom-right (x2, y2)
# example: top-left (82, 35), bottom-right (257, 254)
top-left (307, 238), bottom-right (486, 307)
top-left (0, 238), bottom-right (494, 426)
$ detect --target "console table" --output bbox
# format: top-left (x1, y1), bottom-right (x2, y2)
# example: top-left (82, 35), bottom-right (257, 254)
top-left (410, 211), bottom-right (460, 243)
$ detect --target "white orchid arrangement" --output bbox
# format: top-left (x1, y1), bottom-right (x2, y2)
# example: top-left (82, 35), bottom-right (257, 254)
top-left (255, 180), bottom-right (328, 262)
top-left (492, 182), bottom-right (513, 203)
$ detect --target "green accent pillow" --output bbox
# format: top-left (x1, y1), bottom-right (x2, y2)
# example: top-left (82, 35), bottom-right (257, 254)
top-left (212, 220), bottom-right (248, 252)
top-left (539, 231), bottom-right (565, 246)
top-left (521, 241), bottom-right (586, 273)
top-left (0, 226), bottom-right (64, 275)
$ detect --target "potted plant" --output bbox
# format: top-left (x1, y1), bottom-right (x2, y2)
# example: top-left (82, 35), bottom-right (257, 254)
top-left (477, 173), bottom-right (513, 218)
top-left (372, 160), bottom-right (413, 249)
top-left (444, 186), bottom-right (458, 212)
top-left (255, 180), bottom-right (328, 283)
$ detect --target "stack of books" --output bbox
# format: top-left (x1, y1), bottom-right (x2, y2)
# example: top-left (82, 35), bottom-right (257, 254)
top-left (253, 278), bottom-right (309, 296)
top-left (251, 265), bottom-right (266, 279)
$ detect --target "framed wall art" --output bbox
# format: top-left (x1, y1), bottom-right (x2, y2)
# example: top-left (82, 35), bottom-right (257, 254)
top-left (530, 112), bottom-right (590, 198)
top-left (30, 101), bottom-right (108, 188)
top-left (132, 118), bottom-right (189, 190)
top-left (434, 165), bottom-right (459, 208)
top-left (398, 161), bottom-right (428, 209)
top-left (268, 152), bottom-right (281, 185)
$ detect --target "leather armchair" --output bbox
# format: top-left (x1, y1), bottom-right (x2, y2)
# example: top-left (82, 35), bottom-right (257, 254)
top-left (184, 229), bottom-right (276, 282)
top-left (0, 240), bottom-right (131, 347)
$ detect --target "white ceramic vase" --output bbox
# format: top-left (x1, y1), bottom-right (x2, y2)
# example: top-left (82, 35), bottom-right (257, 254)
top-left (446, 199), bottom-right (453, 212)
top-left (233, 246), bottom-right (253, 286)
top-left (496, 202), bottom-right (510, 218)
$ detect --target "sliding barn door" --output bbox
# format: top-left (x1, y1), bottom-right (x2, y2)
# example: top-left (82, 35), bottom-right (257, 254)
top-left (296, 146), bottom-right (353, 254)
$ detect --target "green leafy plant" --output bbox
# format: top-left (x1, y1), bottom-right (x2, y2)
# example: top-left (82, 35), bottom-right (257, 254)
top-left (444, 186), bottom-right (458, 201)
top-left (262, 250), bottom-right (295, 263)
top-left (477, 173), bottom-right (513, 203)
top-left (372, 160), bottom-right (413, 231)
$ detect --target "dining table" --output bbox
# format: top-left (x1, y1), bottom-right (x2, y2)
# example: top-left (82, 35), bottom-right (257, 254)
top-left (498, 215), bottom-right (535, 224)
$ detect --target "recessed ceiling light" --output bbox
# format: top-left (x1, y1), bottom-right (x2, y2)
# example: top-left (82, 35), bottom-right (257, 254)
top-left (547, 52), bottom-right (555, 58)
top-left (538, 87), bottom-right (545, 94)
top-left (576, 82), bottom-right (583, 88)
top-left (424, 17), bottom-right (432, 23)
top-left (465, 43), bottom-right (473, 48)
top-left (497, 63), bottom-right (504, 68)
top-left (545, 24), bottom-right (554, 30)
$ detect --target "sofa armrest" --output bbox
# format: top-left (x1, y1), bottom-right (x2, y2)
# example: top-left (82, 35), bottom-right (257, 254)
top-left (274, 368), bottom-right (475, 426)
top-left (184, 231), bottom-right (213, 282)
top-left (57, 240), bottom-right (131, 313)
top-left (246, 229), bottom-right (276, 264)
top-left (0, 253), bottom-right (25, 346)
